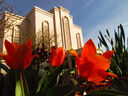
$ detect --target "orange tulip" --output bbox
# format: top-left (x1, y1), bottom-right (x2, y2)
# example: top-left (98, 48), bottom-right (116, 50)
top-left (0, 39), bottom-right (38, 70)
top-left (70, 39), bottom-right (118, 82)
top-left (50, 47), bottom-right (66, 67)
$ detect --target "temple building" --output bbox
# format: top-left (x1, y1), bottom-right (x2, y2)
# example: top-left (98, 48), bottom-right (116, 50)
top-left (0, 6), bottom-right (83, 53)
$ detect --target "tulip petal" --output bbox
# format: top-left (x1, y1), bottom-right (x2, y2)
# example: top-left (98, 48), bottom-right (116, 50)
top-left (59, 48), bottom-right (66, 66)
top-left (51, 46), bottom-right (55, 53)
top-left (12, 43), bottom-right (31, 69)
top-left (87, 72), bottom-right (105, 82)
top-left (87, 70), bottom-right (118, 82)
top-left (78, 58), bottom-right (107, 82)
top-left (102, 50), bottom-right (114, 60)
top-left (23, 54), bottom-right (39, 69)
top-left (71, 38), bottom-right (117, 82)
top-left (0, 54), bottom-right (6, 58)
top-left (78, 61), bottom-right (93, 79)
top-left (86, 55), bottom-right (110, 71)
top-left (5, 40), bottom-right (15, 56)
top-left (50, 47), bottom-right (65, 67)
top-left (87, 70), bottom-right (108, 82)
top-left (49, 46), bottom-right (56, 64)
top-left (106, 72), bottom-right (118, 79)
top-left (69, 50), bottom-right (79, 57)
top-left (69, 50), bottom-right (80, 69)
top-left (0, 55), bottom-right (14, 69)
top-left (81, 39), bottom-right (97, 62)
top-left (12, 42), bottom-right (19, 49)
top-left (1, 39), bottom-right (36, 70)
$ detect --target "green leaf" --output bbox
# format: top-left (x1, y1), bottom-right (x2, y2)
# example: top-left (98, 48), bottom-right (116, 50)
top-left (110, 57), bottom-right (123, 75)
top-left (98, 31), bottom-right (109, 50)
top-left (23, 76), bottom-right (30, 96)
top-left (15, 72), bottom-right (30, 96)
top-left (110, 38), bottom-right (115, 50)
top-left (98, 24), bottom-right (128, 76)
top-left (120, 24), bottom-right (125, 44)
top-left (46, 84), bottom-right (74, 96)
top-left (0, 63), bottom-right (9, 73)
top-left (120, 24), bottom-right (125, 51)
top-left (43, 65), bottom-right (64, 95)
top-left (106, 29), bottom-right (110, 37)
top-left (15, 80), bottom-right (23, 96)
top-left (36, 70), bottom-right (48, 94)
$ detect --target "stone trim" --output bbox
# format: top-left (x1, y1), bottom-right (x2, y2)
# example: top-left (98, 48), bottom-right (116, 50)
top-left (49, 6), bottom-right (59, 13)
top-left (34, 6), bottom-right (53, 17)
top-left (25, 6), bottom-right (53, 19)
top-left (4, 11), bottom-right (25, 20)
top-left (58, 6), bottom-right (69, 14)
top-left (73, 24), bottom-right (82, 30)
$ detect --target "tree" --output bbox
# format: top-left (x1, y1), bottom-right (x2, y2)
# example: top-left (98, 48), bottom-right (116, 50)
top-left (32, 28), bottom-right (57, 68)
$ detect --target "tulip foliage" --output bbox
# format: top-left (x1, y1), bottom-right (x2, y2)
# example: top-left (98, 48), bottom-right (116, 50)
top-left (0, 25), bottom-right (128, 96)
top-left (95, 24), bottom-right (128, 96)
top-left (98, 24), bottom-right (128, 76)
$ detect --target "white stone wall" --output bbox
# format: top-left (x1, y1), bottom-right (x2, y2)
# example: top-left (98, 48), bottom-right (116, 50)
top-left (49, 7), bottom-right (62, 47)
top-left (34, 6), bottom-right (55, 46)
top-left (20, 8), bottom-right (36, 45)
top-left (0, 6), bottom-right (84, 53)
top-left (73, 24), bottom-right (84, 49)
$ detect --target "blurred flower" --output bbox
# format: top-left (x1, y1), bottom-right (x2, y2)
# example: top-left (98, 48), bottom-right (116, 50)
top-left (69, 38), bottom-right (118, 82)
top-left (75, 91), bottom-right (81, 96)
top-left (50, 46), bottom-right (66, 67)
top-left (0, 39), bottom-right (38, 70)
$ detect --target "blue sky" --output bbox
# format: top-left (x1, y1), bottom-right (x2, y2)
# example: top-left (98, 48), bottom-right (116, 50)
top-left (4, 0), bottom-right (128, 49)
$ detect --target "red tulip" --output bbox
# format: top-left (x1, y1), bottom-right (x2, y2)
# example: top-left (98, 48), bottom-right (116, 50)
top-left (70, 39), bottom-right (118, 82)
top-left (0, 39), bottom-right (38, 70)
top-left (50, 47), bottom-right (66, 67)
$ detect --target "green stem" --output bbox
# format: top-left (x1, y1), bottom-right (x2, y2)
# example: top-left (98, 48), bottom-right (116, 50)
top-left (20, 72), bottom-right (25, 96)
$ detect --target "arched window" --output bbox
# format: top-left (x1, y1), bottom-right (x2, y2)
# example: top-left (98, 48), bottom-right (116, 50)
top-left (12, 26), bottom-right (20, 44)
top-left (76, 33), bottom-right (82, 49)
top-left (12, 27), bottom-right (14, 43)
top-left (63, 17), bottom-right (71, 50)
top-left (42, 21), bottom-right (50, 48)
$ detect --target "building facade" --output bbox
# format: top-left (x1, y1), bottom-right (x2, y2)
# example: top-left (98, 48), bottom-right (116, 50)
top-left (0, 6), bottom-right (83, 53)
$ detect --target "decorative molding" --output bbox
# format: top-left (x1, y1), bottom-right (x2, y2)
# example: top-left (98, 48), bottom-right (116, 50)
top-left (73, 24), bottom-right (82, 30)
top-left (34, 6), bottom-right (53, 17)
top-left (53, 7), bottom-right (59, 12)
top-left (4, 11), bottom-right (25, 20)
top-left (25, 6), bottom-right (53, 19)
top-left (76, 33), bottom-right (82, 48)
top-left (69, 15), bottom-right (73, 19)
top-left (49, 6), bottom-right (59, 13)
top-left (58, 6), bottom-right (69, 14)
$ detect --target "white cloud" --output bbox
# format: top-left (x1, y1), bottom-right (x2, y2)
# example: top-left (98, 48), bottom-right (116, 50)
top-left (83, 0), bottom-right (93, 9)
